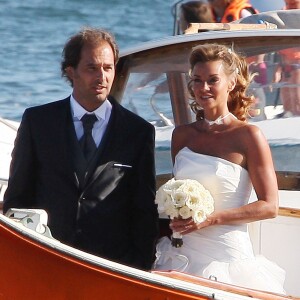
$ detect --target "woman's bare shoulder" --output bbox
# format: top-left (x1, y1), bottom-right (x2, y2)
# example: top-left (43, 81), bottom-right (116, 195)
top-left (235, 122), bottom-right (268, 149)
top-left (172, 122), bottom-right (198, 137)
top-left (172, 122), bottom-right (198, 154)
top-left (240, 122), bottom-right (264, 138)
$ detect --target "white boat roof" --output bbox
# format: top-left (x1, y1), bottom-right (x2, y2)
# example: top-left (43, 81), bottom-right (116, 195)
top-left (120, 10), bottom-right (300, 58)
top-left (120, 28), bottom-right (300, 57)
top-left (235, 9), bottom-right (300, 29)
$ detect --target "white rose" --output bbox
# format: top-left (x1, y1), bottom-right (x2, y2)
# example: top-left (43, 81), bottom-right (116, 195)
top-left (155, 186), bottom-right (166, 204)
top-left (186, 195), bottom-right (203, 211)
top-left (192, 209), bottom-right (206, 223)
top-left (170, 179), bottom-right (186, 190)
top-left (165, 204), bottom-right (179, 219)
top-left (171, 190), bottom-right (189, 208)
top-left (179, 205), bottom-right (192, 219)
top-left (155, 186), bottom-right (170, 213)
top-left (164, 196), bottom-right (174, 209)
top-left (163, 178), bottom-right (184, 195)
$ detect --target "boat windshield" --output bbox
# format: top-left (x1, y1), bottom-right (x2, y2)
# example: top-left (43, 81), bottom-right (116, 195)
top-left (113, 36), bottom-right (300, 179)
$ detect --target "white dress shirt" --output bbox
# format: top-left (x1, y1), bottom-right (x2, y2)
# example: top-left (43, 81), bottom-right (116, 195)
top-left (70, 95), bottom-right (112, 147)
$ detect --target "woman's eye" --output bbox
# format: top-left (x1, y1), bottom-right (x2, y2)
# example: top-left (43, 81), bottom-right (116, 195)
top-left (194, 78), bottom-right (202, 83)
top-left (208, 77), bottom-right (218, 85)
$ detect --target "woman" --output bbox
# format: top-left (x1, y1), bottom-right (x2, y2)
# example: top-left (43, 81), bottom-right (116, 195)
top-left (208, 0), bottom-right (257, 22)
top-left (153, 44), bottom-right (285, 293)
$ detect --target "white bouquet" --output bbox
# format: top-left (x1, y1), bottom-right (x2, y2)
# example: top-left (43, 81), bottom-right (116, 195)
top-left (155, 178), bottom-right (214, 247)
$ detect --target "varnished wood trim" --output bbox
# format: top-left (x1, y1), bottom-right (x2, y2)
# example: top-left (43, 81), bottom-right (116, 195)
top-left (152, 271), bottom-right (294, 300)
top-left (279, 207), bottom-right (300, 218)
top-left (167, 72), bottom-right (192, 126)
top-left (184, 22), bottom-right (277, 35)
top-left (276, 172), bottom-right (300, 190)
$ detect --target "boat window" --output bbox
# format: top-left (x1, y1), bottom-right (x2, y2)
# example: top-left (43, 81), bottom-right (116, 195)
top-left (114, 38), bottom-right (300, 177)
top-left (246, 47), bottom-right (300, 173)
top-left (121, 72), bottom-right (174, 174)
top-left (121, 72), bottom-right (173, 126)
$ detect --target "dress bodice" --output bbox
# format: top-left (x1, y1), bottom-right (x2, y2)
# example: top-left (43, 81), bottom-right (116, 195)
top-left (173, 147), bottom-right (254, 260)
top-left (173, 147), bottom-right (253, 212)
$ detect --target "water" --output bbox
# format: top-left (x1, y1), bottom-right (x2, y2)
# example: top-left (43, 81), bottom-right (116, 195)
top-left (1, 0), bottom-right (299, 173)
top-left (0, 0), bottom-right (173, 121)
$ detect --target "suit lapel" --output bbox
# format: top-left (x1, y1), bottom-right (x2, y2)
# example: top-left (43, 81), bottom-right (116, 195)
top-left (100, 97), bottom-right (132, 157)
top-left (83, 98), bottom-right (131, 188)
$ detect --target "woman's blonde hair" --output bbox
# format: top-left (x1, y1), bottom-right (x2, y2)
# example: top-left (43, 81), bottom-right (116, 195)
top-left (188, 43), bottom-right (255, 121)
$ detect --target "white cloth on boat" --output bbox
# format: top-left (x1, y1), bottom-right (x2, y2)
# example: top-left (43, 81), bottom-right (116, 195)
top-left (153, 147), bottom-right (286, 294)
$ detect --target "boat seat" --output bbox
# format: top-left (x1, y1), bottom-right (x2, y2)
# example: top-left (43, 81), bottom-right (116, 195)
top-left (5, 208), bottom-right (53, 238)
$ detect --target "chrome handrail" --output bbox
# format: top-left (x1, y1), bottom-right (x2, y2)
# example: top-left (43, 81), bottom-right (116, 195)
top-left (0, 117), bottom-right (18, 131)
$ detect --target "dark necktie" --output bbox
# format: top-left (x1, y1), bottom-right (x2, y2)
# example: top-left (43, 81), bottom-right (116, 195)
top-left (79, 113), bottom-right (97, 161)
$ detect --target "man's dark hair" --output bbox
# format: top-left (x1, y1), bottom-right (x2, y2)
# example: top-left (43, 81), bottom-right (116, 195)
top-left (61, 27), bottom-right (119, 86)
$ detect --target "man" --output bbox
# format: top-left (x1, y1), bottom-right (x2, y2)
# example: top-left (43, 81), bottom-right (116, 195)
top-left (3, 28), bottom-right (158, 270)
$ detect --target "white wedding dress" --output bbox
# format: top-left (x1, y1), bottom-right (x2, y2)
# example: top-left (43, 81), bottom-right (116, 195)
top-left (153, 147), bottom-right (286, 294)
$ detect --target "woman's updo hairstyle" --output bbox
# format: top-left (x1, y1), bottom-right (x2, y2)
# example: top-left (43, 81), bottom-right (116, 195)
top-left (188, 43), bottom-right (255, 121)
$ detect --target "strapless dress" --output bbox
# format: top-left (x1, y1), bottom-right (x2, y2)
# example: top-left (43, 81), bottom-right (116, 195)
top-left (153, 147), bottom-right (285, 294)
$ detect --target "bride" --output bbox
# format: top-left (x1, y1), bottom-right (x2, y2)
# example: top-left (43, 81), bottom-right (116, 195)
top-left (152, 43), bottom-right (286, 294)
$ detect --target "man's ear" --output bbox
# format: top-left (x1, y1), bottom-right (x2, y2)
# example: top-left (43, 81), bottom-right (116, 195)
top-left (65, 66), bottom-right (74, 80)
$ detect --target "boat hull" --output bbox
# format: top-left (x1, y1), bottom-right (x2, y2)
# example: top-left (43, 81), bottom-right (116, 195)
top-left (0, 216), bottom-right (210, 300)
top-left (0, 214), bottom-right (294, 300)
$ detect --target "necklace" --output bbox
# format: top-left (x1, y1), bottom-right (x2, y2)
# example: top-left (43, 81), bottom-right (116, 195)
top-left (204, 112), bottom-right (237, 126)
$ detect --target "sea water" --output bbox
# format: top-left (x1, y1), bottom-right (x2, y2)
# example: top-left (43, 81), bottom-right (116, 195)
top-left (0, 0), bottom-right (299, 173)
top-left (0, 0), bottom-right (173, 120)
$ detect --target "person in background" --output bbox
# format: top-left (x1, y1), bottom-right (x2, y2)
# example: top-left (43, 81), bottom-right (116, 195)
top-left (179, 0), bottom-right (214, 34)
top-left (3, 27), bottom-right (159, 270)
top-left (284, 0), bottom-right (300, 9)
top-left (208, 0), bottom-right (267, 120)
top-left (153, 43), bottom-right (285, 294)
top-left (208, 0), bottom-right (257, 22)
top-left (272, 0), bottom-right (300, 116)
top-left (247, 54), bottom-right (268, 120)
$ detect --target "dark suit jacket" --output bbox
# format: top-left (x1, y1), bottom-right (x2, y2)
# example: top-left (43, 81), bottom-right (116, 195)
top-left (4, 96), bottom-right (158, 270)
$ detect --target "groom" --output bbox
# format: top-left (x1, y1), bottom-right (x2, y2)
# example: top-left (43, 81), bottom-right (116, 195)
top-left (3, 28), bottom-right (158, 270)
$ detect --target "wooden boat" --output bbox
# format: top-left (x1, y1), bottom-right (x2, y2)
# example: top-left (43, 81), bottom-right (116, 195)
top-left (1, 9), bottom-right (300, 299)
top-left (0, 210), bottom-right (295, 300)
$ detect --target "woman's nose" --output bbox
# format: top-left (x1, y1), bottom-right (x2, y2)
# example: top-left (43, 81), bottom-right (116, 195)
top-left (201, 81), bottom-right (210, 90)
